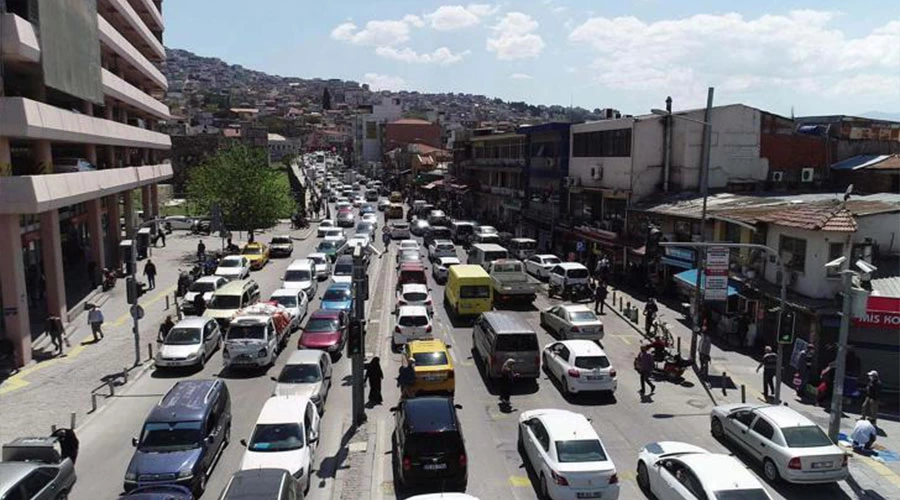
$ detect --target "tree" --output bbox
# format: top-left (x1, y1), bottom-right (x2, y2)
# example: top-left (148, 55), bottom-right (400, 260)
top-left (187, 144), bottom-right (293, 237)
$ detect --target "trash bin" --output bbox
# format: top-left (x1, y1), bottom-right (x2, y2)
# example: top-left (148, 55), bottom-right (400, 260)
top-left (136, 228), bottom-right (152, 259)
top-left (120, 240), bottom-right (134, 275)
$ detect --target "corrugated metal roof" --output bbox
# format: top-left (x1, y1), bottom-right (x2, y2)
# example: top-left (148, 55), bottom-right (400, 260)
top-left (871, 277), bottom-right (900, 299)
top-left (635, 193), bottom-right (900, 221)
top-left (831, 154), bottom-right (899, 171)
top-left (724, 202), bottom-right (858, 232)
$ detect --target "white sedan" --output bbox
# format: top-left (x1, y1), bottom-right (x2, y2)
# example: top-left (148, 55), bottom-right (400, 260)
top-left (428, 240), bottom-right (456, 261)
top-left (518, 409), bottom-right (620, 500)
top-left (432, 256), bottom-right (460, 283)
top-left (361, 213), bottom-right (378, 227)
top-left (317, 220), bottom-right (337, 237)
top-left (214, 255), bottom-right (251, 280)
top-left (398, 240), bottom-right (421, 253)
top-left (392, 305), bottom-right (432, 352)
top-left (268, 288), bottom-right (309, 332)
top-left (525, 254), bottom-right (562, 280)
top-left (307, 253), bottom-right (331, 280)
top-left (397, 284), bottom-right (434, 315)
top-left (540, 305), bottom-right (604, 341)
top-left (636, 441), bottom-right (773, 499)
top-left (542, 340), bottom-right (617, 396)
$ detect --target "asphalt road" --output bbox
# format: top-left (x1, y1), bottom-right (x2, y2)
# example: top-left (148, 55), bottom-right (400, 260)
top-left (70, 197), bottom-right (861, 500)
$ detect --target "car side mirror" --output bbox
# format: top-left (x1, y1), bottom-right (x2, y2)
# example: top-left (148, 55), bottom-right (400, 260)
top-left (389, 406), bottom-right (400, 412)
top-left (131, 437), bottom-right (138, 447)
top-left (206, 435), bottom-right (215, 444)
top-left (270, 376), bottom-right (277, 382)
top-left (454, 404), bottom-right (463, 410)
top-left (240, 439), bottom-right (247, 447)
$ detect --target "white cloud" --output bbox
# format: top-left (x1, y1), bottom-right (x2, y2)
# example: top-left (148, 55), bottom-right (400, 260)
top-left (568, 11), bottom-right (900, 103)
top-left (403, 15), bottom-right (425, 28)
top-left (330, 19), bottom-right (414, 47)
top-left (510, 73), bottom-right (533, 79)
top-left (363, 73), bottom-right (408, 91)
top-left (376, 46), bottom-right (470, 65)
top-left (425, 4), bottom-right (498, 31)
top-left (487, 12), bottom-right (546, 60)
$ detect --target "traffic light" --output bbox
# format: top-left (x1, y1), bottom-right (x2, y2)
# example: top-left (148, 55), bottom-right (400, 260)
top-left (778, 309), bottom-right (796, 344)
top-left (348, 320), bottom-right (363, 356)
top-left (126, 277), bottom-right (137, 305)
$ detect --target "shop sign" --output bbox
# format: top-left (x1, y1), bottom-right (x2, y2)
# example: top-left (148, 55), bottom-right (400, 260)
top-left (665, 247), bottom-right (695, 263)
top-left (853, 311), bottom-right (900, 329)
top-left (704, 246), bottom-right (729, 301)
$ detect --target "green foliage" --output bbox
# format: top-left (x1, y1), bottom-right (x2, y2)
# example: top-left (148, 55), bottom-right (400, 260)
top-left (187, 144), bottom-right (293, 232)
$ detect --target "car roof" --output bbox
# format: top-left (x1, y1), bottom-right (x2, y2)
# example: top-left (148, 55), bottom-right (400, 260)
top-left (404, 396), bottom-right (458, 432)
top-left (401, 284), bottom-right (429, 293)
top-left (269, 288), bottom-right (300, 298)
top-left (286, 349), bottom-right (325, 365)
top-left (408, 338), bottom-right (448, 353)
top-left (256, 396), bottom-right (309, 424)
top-left (310, 309), bottom-right (341, 319)
top-left (148, 379), bottom-right (219, 422)
top-left (399, 305), bottom-right (429, 315)
top-left (481, 311), bottom-right (534, 333)
top-left (223, 468), bottom-right (289, 499)
top-left (287, 258), bottom-right (313, 269)
top-left (531, 409), bottom-right (598, 442)
top-left (678, 454), bottom-right (764, 491)
top-left (173, 317), bottom-right (210, 329)
top-left (216, 280), bottom-right (253, 295)
top-left (308, 252), bottom-right (327, 259)
top-left (449, 264), bottom-right (489, 278)
top-left (557, 339), bottom-right (607, 356)
top-left (221, 255), bottom-right (244, 261)
top-left (557, 262), bottom-right (588, 269)
top-left (438, 257), bottom-right (461, 263)
top-left (399, 262), bottom-right (426, 271)
top-left (434, 239), bottom-right (454, 245)
top-left (194, 276), bottom-right (223, 284)
top-left (535, 254), bottom-right (559, 259)
top-left (473, 243), bottom-right (506, 251)
top-left (511, 237), bottom-right (536, 242)
top-left (559, 304), bottom-right (594, 314)
top-left (755, 405), bottom-right (817, 428)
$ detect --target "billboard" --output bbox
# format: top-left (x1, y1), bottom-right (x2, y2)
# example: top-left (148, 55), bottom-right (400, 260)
top-left (38, 0), bottom-right (104, 105)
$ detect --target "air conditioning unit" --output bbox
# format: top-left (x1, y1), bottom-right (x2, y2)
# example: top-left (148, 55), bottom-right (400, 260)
top-left (801, 168), bottom-right (814, 183)
top-left (771, 171), bottom-right (784, 182)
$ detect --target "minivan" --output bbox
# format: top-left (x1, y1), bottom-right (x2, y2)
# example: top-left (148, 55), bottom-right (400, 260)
top-left (471, 312), bottom-right (540, 381)
top-left (507, 238), bottom-right (537, 260)
top-left (204, 280), bottom-right (261, 328)
top-left (444, 265), bottom-right (492, 318)
top-left (467, 244), bottom-right (509, 271)
top-left (124, 379), bottom-right (232, 497)
top-left (283, 259), bottom-right (318, 299)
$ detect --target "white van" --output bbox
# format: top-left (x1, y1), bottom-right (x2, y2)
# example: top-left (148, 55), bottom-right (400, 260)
top-left (283, 259), bottom-right (318, 299)
top-left (467, 243), bottom-right (509, 271)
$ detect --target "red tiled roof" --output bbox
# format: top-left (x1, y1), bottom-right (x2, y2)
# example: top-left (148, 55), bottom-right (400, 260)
top-left (723, 202), bottom-right (858, 232)
top-left (868, 155), bottom-right (900, 170)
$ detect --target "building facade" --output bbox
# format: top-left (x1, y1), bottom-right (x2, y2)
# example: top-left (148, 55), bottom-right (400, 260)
top-left (0, 0), bottom-right (172, 366)
top-left (384, 118), bottom-right (441, 151)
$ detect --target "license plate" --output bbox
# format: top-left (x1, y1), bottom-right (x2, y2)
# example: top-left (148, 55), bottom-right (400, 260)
top-left (423, 375), bottom-right (443, 382)
top-left (423, 463), bottom-right (447, 470)
top-left (812, 461), bottom-right (833, 469)
top-left (586, 375), bottom-right (604, 381)
top-left (576, 492), bottom-right (602, 499)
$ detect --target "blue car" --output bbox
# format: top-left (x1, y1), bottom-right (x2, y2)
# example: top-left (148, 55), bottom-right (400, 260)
top-left (321, 283), bottom-right (353, 312)
top-left (360, 203), bottom-right (377, 215)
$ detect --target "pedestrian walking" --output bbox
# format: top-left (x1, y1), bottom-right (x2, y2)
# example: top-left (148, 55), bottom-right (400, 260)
top-left (157, 228), bottom-right (166, 247)
top-left (193, 292), bottom-right (206, 316)
top-left (638, 345), bottom-right (656, 396)
top-left (365, 356), bottom-right (384, 405)
top-left (861, 370), bottom-right (882, 424)
top-left (382, 229), bottom-right (390, 252)
top-left (87, 304), bottom-right (105, 341)
top-left (398, 358), bottom-right (416, 398)
top-left (796, 344), bottom-right (815, 399)
top-left (851, 417), bottom-right (878, 452)
top-left (644, 298), bottom-right (659, 337)
top-left (158, 315), bottom-right (175, 343)
top-left (498, 358), bottom-right (517, 404)
top-left (756, 346), bottom-right (777, 400)
top-left (46, 315), bottom-right (67, 355)
top-left (197, 240), bottom-right (206, 261)
top-left (698, 332), bottom-right (712, 379)
top-left (593, 280), bottom-right (608, 315)
top-left (143, 259), bottom-right (157, 290)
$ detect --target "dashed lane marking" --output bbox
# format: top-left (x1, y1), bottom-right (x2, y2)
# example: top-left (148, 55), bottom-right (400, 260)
top-left (509, 475), bottom-right (532, 487)
top-left (614, 335), bottom-right (633, 345)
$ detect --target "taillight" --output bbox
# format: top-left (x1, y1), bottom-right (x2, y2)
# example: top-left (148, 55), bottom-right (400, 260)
top-left (788, 457), bottom-right (801, 470)
top-left (568, 368), bottom-right (581, 378)
top-left (571, 326), bottom-right (580, 333)
top-left (550, 470), bottom-right (568, 486)
top-left (842, 454), bottom-right (849, 468)
top-left (425, 325), bottom-right (432, 333)
top-left (448, 370), bottom-right (454, 378)
top-left (425, 299), bottom-right (432, 305)
top-left (395, 326), bottom-right (401, 333)
top-left (459, 453), bottom-right (467, 467)
top-left (610, 369), bottom-right (617, 378)
top-left (402, 457), bottom-right (412, 471)
top-left (609, 473), bottom-right (619, 484)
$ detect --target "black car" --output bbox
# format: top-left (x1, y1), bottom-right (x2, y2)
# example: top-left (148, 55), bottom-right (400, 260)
top-left (219, 469), bottom-right (302, 500)
top-left (391, 396), bottom-right (467, 491)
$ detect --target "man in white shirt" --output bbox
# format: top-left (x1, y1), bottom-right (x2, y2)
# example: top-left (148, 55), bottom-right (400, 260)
top-left (851, 417), bottom-right (877, 451)
top-left (87, 305), bottom-right (105, 342)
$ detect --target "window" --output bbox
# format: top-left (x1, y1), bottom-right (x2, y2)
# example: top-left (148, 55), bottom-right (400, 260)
top-left (779, 235), bottom-right (807, 272)
top-left (528, 420), bottom-right (550, 451)
top-left (572, 129), bottom-right (632, 157)
top-left (735, 411), bottom-right (756, 428)
top-left (827, 242), bottom-right (844, 277)
top-left (21, 468), bottom-right (57, 498)
top-left (751, 418), bottom-right (776, 440)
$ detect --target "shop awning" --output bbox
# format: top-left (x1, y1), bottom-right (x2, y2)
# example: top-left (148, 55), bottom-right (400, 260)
top-left (674, 269), bottom-right (738, 297)
top-left (661, 256), bottom-right (694, 269)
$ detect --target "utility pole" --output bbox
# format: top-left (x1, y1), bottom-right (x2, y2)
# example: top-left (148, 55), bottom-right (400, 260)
top-left (692, 88), bottom-right (714, 362)
top-left (127, 218), bottom-right (159, 367)
top-left (350, 245), bottom-right (367, 426)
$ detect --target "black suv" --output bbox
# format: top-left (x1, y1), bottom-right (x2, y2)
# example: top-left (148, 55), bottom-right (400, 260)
top-left (391, 396), bottom-right (467, 491)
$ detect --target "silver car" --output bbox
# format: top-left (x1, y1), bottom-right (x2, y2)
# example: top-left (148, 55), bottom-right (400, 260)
top-left (0, 437), bottom-right (77, 500)
top-left (308, 252), bottom-right (332, 280)
top-left (155, 317), bottom-right (222, 369)
top-left (273, 350), bottom-right (333, 414)
top-left (540, 304), bottom-right (604, 341)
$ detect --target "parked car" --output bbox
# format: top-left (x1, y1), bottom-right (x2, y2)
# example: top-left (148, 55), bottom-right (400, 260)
top-left (518, 408), bottom-right (620, 500)
top-left (272, 350), bottom-right (332, 413)
top-left (540, 304), bottom-right (604, 341)
top-left (214, 255), bottom-right (251, 280)
top-left (710, 404), bottom-right (848, 484)
top-left (298, 309), bottom-right (348, 358)
top-left (53, 157), bottom-right (96, 173)
top-left (0, 436), bottom-right (77, 500)
top-left (268, 288), bottom-right (309, 331)
top-left (391, 396), bottom-right (467, 490)
top-left (163, 215), bottom-right (195, 231)
top-left (524, 254), bottom-right (562, 280)
top-left (542, 340), bottom-right (617, 396)
top-left (392, 305), bottom-right (433, 352)
top-left (637, 441), bottom-right (773, 499)
top-left (268, 236), bottom-right (293, 258)
top-left (155, 317), bottom-right (222, 370)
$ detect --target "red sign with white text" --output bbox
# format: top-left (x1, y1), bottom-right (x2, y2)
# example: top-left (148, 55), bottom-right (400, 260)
top-left (853, 296), bottom-right (900, 330)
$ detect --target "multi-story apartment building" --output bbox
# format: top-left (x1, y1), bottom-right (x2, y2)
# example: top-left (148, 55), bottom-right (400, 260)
top-left (453, 129), bottom-right (526, 226)
top-left (0, 0), bottom-right (172, 366)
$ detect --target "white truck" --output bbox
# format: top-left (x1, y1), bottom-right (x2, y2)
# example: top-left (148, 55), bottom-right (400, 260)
top-left (488, 259), bottom-right (539, 304)
top-left (222, 303), bottom-right (291, 370)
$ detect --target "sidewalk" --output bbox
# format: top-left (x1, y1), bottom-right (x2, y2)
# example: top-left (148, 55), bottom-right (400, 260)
top-left (606, 284), bottom-right (900, 495)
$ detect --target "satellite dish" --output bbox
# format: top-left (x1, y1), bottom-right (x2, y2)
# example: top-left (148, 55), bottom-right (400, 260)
top-left (844, 184), bottom-right (853, 201)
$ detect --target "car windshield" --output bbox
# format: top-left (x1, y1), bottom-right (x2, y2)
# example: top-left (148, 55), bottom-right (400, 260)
top-left (495, 334), bottom-right (538, 351)
top-left (189, 281), bottom-right (216, 293)
top-left (227, 324), bottom-right (265, 340)
top-left (334, 263), bottom-right (353, 275)
top-left (209, 295), bottom-right (241, 309)
top-left (317, 241), bottom-right (337, 251)
top-left (272, 295), bottom-right (297, 308)
top-left (782, 425), bottom-right (833, 448)
top-left (285, 270), bottom-right (311, 282)
top-left (219, 259), bottom-right (242, 268)
top-left (242, 247), bottom-right (261, 255)
top-left (574, 356), bottom-right (611, 370)
top-left (306, 318), bottom-right (339, 332)
top-left (570, 311), bottom-right (598, 322)
top-left (413, 351), bottom-right (448, 366)
top-left (278, 363), bottom-right (322, 383)
top-left (556, 439), bottom-right (607, 463)
top-left (271, 237), bottom-right (291, 244)
top-left (404, 292), bottom-right (429, 302)
top-left (399, 315), bottom-right (429, 327)
top-left (248, 423), bottom-right (304, 452)
top-left (714, 491), bottom-right (772, 500)
top-left (164, 328), bottom-right (201, 345)
top-left (139, 421), bottom-right (202, 451)
top-left (324, 289), bottom-right (351, 301)
top-left (543, 257), bottom-right (561, 265)
top-left (567, 269), bottom-right (589, 279)
top-left (460, 285), bottom-right (490, 299)
top-left (485, 251), bottom-right (508, 262)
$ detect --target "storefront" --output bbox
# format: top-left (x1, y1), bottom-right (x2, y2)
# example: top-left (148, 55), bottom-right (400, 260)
top-left (851, 295), bottom-right (900, 390)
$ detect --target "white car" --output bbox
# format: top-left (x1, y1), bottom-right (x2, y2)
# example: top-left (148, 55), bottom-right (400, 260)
top-left (396, 249), bottom-right (422, 268)
top-left (214, 255), bottom-right (251, 280)
top-left (397, 284), bottom-right (434, 315)
top-left (525, 254), bottom-right (563, 280)
top-left (317, 220), bottom-right (337, 237)
top-left (378, 198), bottom-right (390, 211)
top-left (542, 340), bottom-right (617, 396)
top-left (273, 350), bottom-right (332, 414)
top-left (155, 317), bottom-right (221, 369)
top-left (307, 253), bottom-right (331, 280)
top-left (390, 222), bottom-right (411, 239)
top-left (163, 215), bottom-right (194, 230)
top-left (540, 305), bottom-right (604, 341)
top-left (361, 213), bottom-right (378, 226)
top-left (335, 201), bottom-right (352, 212)
top-left (432, 256), bottom-right (461, 283)
top-left (428, 240), bottom-right (456, 261)
top-left (283, 259), bottom-right (318, 299)
top-left (182, 276), bottom-right (229, 315)
top-left (392, 305), bottom-right (432, 351)
top-left (268, 288), bottom-right (309, 332)
top-left (636, 441), bottom-right (773, 500)
top-left (321, 228), bottom-right (345, 240)
top-left (398, 240), bottom-right (421, 253)
top-left (240, 396), bottom-right (320, 495)
top-left (710, 404), bottom-right (848, 484)
top-left (518, 409), bottom-right (620, 500)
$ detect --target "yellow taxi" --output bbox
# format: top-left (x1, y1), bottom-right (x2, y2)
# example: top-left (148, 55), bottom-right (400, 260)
top-left (241, 241), bottom-right (270, 270)
top-left (404, 339), bottom-right (455, 396)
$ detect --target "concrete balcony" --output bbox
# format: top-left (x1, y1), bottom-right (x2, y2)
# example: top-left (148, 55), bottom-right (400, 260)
top-left (127, 0), bottom-right (163, 31)
top-left (101, 69), bottom-right (170, 120)
top-left (0, 164), bottom-right (173, 215)
top-left (0, 13), bottom-right (40, 64)
top-left (101, 0), bottom-right (166, 61)
top-left (0, 97), bottom-right (172, 149)
top-left (98, 14), bottom-right (167, 91)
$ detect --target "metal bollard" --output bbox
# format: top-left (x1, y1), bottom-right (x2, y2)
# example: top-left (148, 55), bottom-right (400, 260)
top-left (123, 367), bottom-right (129, 384)
top-left (165, 295), bottom-right (170, 310)
top-left (677, 337), bottom-right (681, 356)
top-left (741, 384), bottom-right (746, 403)
top-left (148, 343), bottom-right (154, 361)
top-left (108, 379), bottom-right (115, 397)
top-left (70, 412), bottom-right (76, 429)
top-left (51, 424), bottom-right (57, 433)
top-left (91, 393), bottom-right (99, 412)
top-left (722, 372), bottom-right (727, 396)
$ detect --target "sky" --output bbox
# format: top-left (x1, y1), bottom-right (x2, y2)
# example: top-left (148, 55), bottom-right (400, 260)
top-left (163, 0), bottom-right (900, 117)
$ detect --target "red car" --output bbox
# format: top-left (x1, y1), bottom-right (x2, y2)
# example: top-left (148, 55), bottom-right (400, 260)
top-left (397, 262), bottom-right (427, 290)
top-left (298, 309), bottom-right (348, 359)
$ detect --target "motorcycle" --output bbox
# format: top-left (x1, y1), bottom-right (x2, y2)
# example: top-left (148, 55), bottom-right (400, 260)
top-left (102, 268), bottom-right (117, 291)
top-left (633, 340), bottom-right (693, 381)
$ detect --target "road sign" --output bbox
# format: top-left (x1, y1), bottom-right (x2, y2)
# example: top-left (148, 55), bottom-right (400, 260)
top-left (130, 305), bottom-right (144, 320)
top-left (576, 240), bottom-right (586, 252)
top-left (704, 246), bottom-right (729, 302)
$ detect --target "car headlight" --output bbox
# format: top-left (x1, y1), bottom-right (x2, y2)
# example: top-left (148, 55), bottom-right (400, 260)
top-left (294, 467), bottom-right (305, 479)
top-left (258, 348), bottom-right (268, 358)
top-left (310, 394), bottom-right (322, 404)
top-left (124, 471), bottom-right (137, 481)
top-left (186, 352), bottom-right (198, 359)
top-left (177, 468), bottom-right (193, 479)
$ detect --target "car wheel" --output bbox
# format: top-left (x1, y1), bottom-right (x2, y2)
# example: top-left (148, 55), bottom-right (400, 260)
top-left (763, 458), bottom-right (781, 483)
top-left (637, 461), bottom-right (650, 492)
top-left (711, 417), bottom-right (725, 439)
top-left (539, 473), bottom-right (550, 500)
top-left (56, 491), bottom-right (68, 500)
top-left (517, 427), bottom-right (525, 456)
